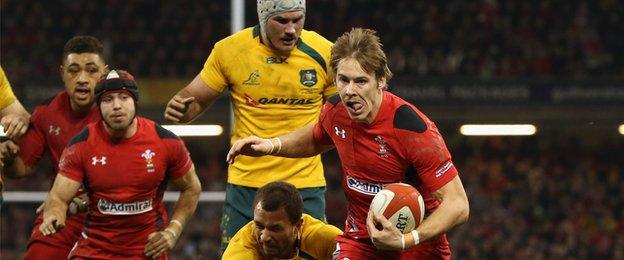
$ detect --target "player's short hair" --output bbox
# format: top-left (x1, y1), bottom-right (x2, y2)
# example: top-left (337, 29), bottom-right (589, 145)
top-left (330, 28), bottom-right (393, 81)
top-left (253, 181), bottom-right (303, 224)
top-left (62, 35), bottom-right (105, 62)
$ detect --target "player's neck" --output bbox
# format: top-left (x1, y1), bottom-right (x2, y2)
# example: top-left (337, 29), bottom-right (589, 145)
top-left (363, 91), bottom-right (384, 124)
top-left (70, 101), bottom-right (95, 117)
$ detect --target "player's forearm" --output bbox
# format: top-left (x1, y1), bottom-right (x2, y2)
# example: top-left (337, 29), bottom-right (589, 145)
top-left (408, 196), bottom-right (469, 245)
top-left (43, 195), bottom-right (70, 218)
top-left (175, 89), bottom-right (208, 124)
top-left (276, 125), bottom-right (331, 157)
top-left (4, 157), bottom-right (34, 178)
top-left (168, 176), bottom-right (201, 235)
top-left (0, 100), bottom-right (30, 119)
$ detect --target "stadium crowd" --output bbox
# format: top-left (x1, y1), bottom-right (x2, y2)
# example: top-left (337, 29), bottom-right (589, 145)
top-left (2, 134), bottom-right (622, 259)
top-left (2, 0), bottom-right (624, 88)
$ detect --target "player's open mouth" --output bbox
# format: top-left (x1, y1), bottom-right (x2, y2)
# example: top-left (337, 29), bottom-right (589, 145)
top-left (345, 100), bottom-right (364, 115)
top-left (281, 37), bottom-right (296, 46)
top-left (74, 87), bottom-right (91, 100)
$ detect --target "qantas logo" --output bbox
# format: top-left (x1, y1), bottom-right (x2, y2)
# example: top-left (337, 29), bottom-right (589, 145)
top-left (257, 97), bottom-right (313, 105)
top-left (91, 156), bottom-right (107, 166)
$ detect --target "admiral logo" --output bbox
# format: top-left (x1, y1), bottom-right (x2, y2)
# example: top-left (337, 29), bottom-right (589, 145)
top-left (346, 176), bottom-right (383, 196)
top-left (97, 198), bottom-right (153, 215)
top-left (257, 97), bottom-right (313, 105)
top-left (435, 161), bottom-right (453, 178)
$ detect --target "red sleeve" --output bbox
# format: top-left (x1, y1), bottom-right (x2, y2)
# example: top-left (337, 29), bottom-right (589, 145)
top-left (166, 139), bottom-right (193, 179)
top-left (58, 144), bottom-right (85, 182)
top-left (18, 108), bottom-right (46, 166)
top-left (312, 102), bottom-right (333, 146)
top-left (400, 128), bottom-right (458, 192)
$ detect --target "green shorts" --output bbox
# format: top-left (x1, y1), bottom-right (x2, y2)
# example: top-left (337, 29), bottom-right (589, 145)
top-left (220, 183), bottom-right (326, 252)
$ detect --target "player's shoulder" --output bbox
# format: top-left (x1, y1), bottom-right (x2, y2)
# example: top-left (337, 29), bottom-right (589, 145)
top-left (31, 91), bottom-right (69, 121)
top-left (215, 26), bottom-right (258, 52)
top-left (67, 126), bottom-right (90, 148)
top-left (34, 91), bottom-right (66, 109)
top-left (299, 29), bottom-right (332, 49)
top-left (387, 93), bottom-right (429, 134)
top-left (141, 117), bottom-right (180, 140)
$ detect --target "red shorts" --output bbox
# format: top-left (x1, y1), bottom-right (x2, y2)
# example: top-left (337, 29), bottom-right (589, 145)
top-left (333, 233), bottom-right (451, 260)
top-left (68, 239), bottom-right (168, 260)
top-left (24, 212), bottom-right (86, 260)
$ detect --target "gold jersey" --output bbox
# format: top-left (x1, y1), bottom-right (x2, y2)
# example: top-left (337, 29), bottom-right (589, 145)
top-left (0, 66), bottom-right (16, 110)
top-left (222, 213), bottom-right (342, 259)
top-left (200, 26), bottom-right (336, 188)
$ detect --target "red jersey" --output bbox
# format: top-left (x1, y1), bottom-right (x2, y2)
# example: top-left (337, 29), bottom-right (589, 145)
top-left (19, 91), bottom-right (101, 176)
top-left (313, 91), bottom-right (458, 240)
top-left (58, 117), bottom-right (192, 256)
top-left (19, 91), bottom-right (100, 252)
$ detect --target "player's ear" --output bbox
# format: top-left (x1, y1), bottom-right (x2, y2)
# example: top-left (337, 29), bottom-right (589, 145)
top-left (378, 77), bottom-right (387, 90)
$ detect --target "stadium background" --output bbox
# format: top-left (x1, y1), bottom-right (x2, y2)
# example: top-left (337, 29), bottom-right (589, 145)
top-left (1, 0), bottom-right (623, 258)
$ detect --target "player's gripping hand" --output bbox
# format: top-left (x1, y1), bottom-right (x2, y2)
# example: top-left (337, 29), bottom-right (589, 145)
top-left (164, 95), bottom-right (195, 123)
top-left (1, 114), bottom-right (28, 139)
top-left (366, 210), bottom-right (404, 251)
top-left (0, 140), bottom-right (19, 167)
top-left (40, 211), bottom-right (66, 236)
top-left (145, 229), bottom-right (178, 258)
top-left (226, 136), bottom-right (280, 164)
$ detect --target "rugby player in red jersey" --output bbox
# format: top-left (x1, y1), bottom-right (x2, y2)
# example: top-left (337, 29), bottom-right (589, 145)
top-left (40, 70), bottom-right (201, 259)
top-left (227, 28), bottom-right (469, 259)
top-left (0, 36), bottom-right (107, 259)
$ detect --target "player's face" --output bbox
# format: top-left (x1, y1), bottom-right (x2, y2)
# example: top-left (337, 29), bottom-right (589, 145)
top-left (61, 53), bottom-right (107, 112)
top-left (336, 58), bottom-right (386, 124)
top-left (253, 205), bottom-right (301, 258)
top-left (264, 10), bottom-right (304, 56)
top-left (100, 91), bottom-right (136, 131)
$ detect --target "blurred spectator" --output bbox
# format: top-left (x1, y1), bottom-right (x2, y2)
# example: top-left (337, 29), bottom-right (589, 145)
top-left (2, 0), bottom-right (624, 87)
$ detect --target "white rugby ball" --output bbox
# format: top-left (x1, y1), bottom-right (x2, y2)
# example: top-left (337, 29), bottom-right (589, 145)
top-left (369, 183), bottom-right (425, 233)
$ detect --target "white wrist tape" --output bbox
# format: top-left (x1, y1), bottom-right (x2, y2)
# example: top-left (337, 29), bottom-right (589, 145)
top-left (266, 139), bottom-right (275, 154)
top-left (164, 228), bottom-right (178, 239)
top-left (170, 219), bottom-right (183, 229)
top-left (273, 137), bottom-right (282, 154)
top-left (411, 230), bottom-right (420, 246)
top-left (401, 234), bottom-right (406, 250)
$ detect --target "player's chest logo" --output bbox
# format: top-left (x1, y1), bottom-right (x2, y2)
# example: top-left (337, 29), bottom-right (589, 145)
top-left (92, 156), bottom-right (107, 166)
top-left (141, 149), bottom-right (156, 173)
top-left (374, 135), bottom-right (389, 158)
top-left (242, 70), bottom-right (260, 85)
top-left (49, 125), bottom-right (61, 136)
top-left (299, 69), bottom-right (317, 87)
top-left (334, 126), bottom-right (347, 139)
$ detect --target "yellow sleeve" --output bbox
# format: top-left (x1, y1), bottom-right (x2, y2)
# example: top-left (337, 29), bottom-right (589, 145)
top-left (222, 222), bottom-right (262, 260)
top-left (199, 41), bottom-right (229, 93)
top-left (301, 214), bottom-right (343, 259)
top-left (0, 66), bottom-right (17, 110)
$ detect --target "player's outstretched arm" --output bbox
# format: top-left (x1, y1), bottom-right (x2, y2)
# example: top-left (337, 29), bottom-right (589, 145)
top-left (366, 175), bottom-right (469, 251)
top-left (40, 174), bottom-right (81, 236)
top-left (145, 165), bottom-right (201, 258)
top-left (0, 99), bottom-right (30, 139)
top-left (226, 125), bottom-right (333, 164)
top-left (164, 74), bottom-right (221, 124)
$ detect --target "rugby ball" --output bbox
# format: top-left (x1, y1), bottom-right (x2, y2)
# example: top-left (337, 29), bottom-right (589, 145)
top-left (369, 183), bottom-right (425, 234)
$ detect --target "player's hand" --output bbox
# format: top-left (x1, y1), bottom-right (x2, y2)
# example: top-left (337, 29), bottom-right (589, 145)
top-left (0, 140), bottom-right (19, 167)
top-left (145, 229), bottom-right (177, 258)
top-left (40, 211), bottom-right (66, 236)
top-left (68, 195), bottom-right (89, 215)
top-left (1, 114), bottom-right (29, 139)
top-left (226, 136), bottom-right (274, 164)
top-left (164, 95), bottom-right (195, 123)
top-left (366, 210), bottom-right (403, 251)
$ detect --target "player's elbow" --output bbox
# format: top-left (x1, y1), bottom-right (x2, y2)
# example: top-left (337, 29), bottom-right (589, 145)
top-left (455, 197), bottom-right (470, 225)
top-left (5, 163), bottom-right (33, 179)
